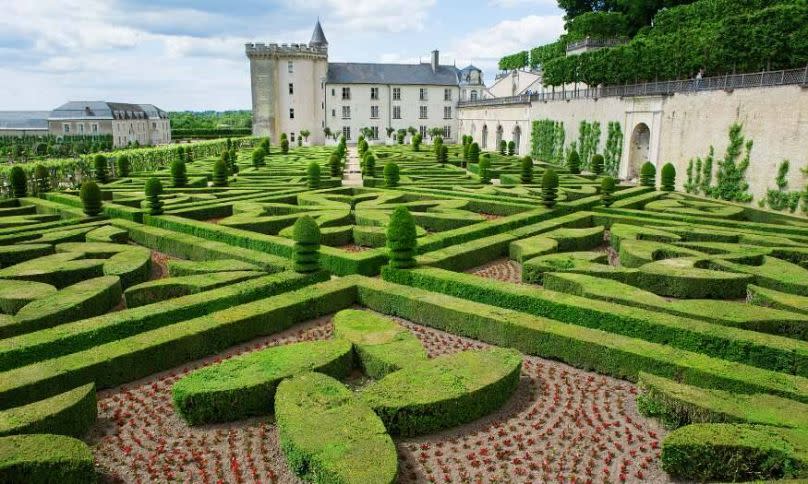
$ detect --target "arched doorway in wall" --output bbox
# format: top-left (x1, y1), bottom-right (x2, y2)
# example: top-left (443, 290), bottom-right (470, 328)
top-left (481, 125), bottom-right (488, 149)
top-left (512, 125), bottom-right (522, 155)
top-left (495, 125), bottom-right (503, 150)
top-left (628, 123), bottom-right (650, 180)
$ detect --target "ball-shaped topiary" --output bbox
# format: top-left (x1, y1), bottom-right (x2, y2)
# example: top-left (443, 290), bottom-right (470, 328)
top-left (252, 148), bottom-right (266, 168)
top-left (384, 162), bottom-right (400, 188)
top-left (117, 155), bottom-right (130, 178)
top-left (329, 153), bottom-right (342, 177)
top-left (590, 154), bottom-right (604, 176)
top-left (541, 169), bottom-right (559, 208)
top-left (439, 144), bottom-right (449, 164)
top-left (386, 206), bottom-right (417, 269)
top-left (364, 154), bottom-right (376, 178)
top-left (212, 158), bottom-right (228, 187)
top-left (520, 156), bottom-right (533, 184)
top-left (292, 215), bottom-right (321, 274)
top-left (34, 164), bottom-right (50, 193)
top-left (144, 177), bottom-right (164, 215)
top-left (661, 162), bottom-right (676, 191)
top-left (94, 154), bottom-right (108, 183)
top-left (281, 138), bottom-right (289, 155)
top-left (508, 140), bottom-right (516, 156)
top-left (601, 176), bottom-right (616, 207)
top-left (468, 142), bottom-right (480, 163)
top-left (479, 157), bottom-right (492, 184)
top-left (499, 140), bottom-right (506, 155)
top-left (567, 150), bottom-right (580, 174)
top-left (307, 161), bottom-right (321, 189)
top-left (640, 162), bottom-right (656, 188)
top-left (9, 166), bottom-right (27, 198)
top-left (80, 181), bottom-right (103, 216)
top-left (171, 159), bottom-right (188, 187)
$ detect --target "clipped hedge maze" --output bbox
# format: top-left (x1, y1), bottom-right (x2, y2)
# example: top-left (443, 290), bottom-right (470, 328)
top-left (1, 141), bottom-right (807, 483)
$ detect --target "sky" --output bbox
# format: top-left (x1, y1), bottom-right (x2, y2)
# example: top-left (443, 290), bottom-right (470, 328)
top-left (0, 0), bottom-right (565, 111)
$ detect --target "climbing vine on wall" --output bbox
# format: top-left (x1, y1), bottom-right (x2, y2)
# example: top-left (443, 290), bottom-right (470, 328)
top-left (686, 124), bottom-right (754, 203)
top-left (760, 160), bottom-right (802, 212)
top-left (604, 122), bottom-right (623, 177)
top-left (577, 121), bottom-right (601, 170)
top-left (531, 119), bottom-right (565, 164)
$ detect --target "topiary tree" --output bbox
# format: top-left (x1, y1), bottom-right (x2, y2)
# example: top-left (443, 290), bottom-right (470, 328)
top-left (567, 150), bottom-right (580, 174)
top-left (479, 157), bottom-right (492, 184)
top-left (94, 154), bottom-right (108, 183)
top-left (386, 206), bottom-right (417, 269)
top-left (590, 154), bottom-right (604, 175)
top-left (439, 144), bottom-right (449, 164)
top-left (396, 131), bottom-right (405, 145)
top-left (468, 142), bottom-right (480, 163)
top-left (229, 148), bottom-right (238, 174)
top-left (281, 138), bottom-right (289, 155)
top-left (212, 158), bottom-right (228, 187)
top-left (171, 159), bottom-right (188, 187)
top-left (292, 215), bottom-right (321, 274)
top-left (433, 136), bottom-right (443, 156)
top-left (144, 177), bottom-right (164, 215)
top-left (661, 162), bottom-right (676, 191)
top-left (508, 140), bottom-right (516, 156)
top-left (80, 181), bottom-right (102, 216)
top-left (364, 154), bottom-right (375, 178)
top-left (499, 139), bottom-right (507, 155)
top-left (412, 133), bottom-right (422, 152)
top-left (520, 156), bottom-right (533, 184)
top-left (9, 166), bottom-right (27, 198)
top-left (384, 162), bottom-right (400, 188)
top-left (34, 164), bottom-right (50, 193)
top-left (117, 155), bottom-right (130, 178)
top-left (329, 152), bottom-right (342, 177)
top-left (601, 176), bottom-right (616, 207)
top-left (541, 169), bottom-right (559, 208)
top-left (307, 161), bottom-right (321, 189)
top-left (462, 142), bottom-right (470, 164)
top-left (259, 137), bottom-right (270, 153)
top-left (640, 161), bottom-right (656, 188)
top-left (252, 147), bottom-right (266, 168)
top-left (358, 138), bottom-right (368, 157)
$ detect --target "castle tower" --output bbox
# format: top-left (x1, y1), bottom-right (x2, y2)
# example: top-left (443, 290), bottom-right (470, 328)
top-left (246, 21), bottom-right (328, 144)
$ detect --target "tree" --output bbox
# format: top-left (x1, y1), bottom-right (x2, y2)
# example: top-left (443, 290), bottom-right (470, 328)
top-left (433, 136), bottom-right (443, 157)
top-left (94, 154), bottom-right (109, 183)
top-left (384, 162), bottom-right (400, 188)
top-left (412, 133), bottom-right (422, 152)
top-left (541, 169), bottom-right (559, 208)
top-left (439, 145), bottom-right (449, 164)
top-left (9, 166), bottom-right (26, 198)
top-left (386, 206), bottom-right (417, 269)
top-left (520, 156), bottom-right (534, 184)
top-left (212, 158), bottom-right (228, 187)
top-left (364, 154), bottom-right (376, 178)
top-left (590, 154), bottom-right (604, 175)
top-left (661, 162), bottom-right (676, 191)
top-left (358, 138), bottom-right (368, 157)
top-left (329, 152), bottom-right (342, 177)
top-left (567, 150), bottom-right (581, 174)
top-left (252, 148), bottom-right (266, 168)
top-left (281, 138), bottom-right (289, 154)
top-left (386, 127), bottom-right (395, 139)
top-left (172, 159), bottom-right (188, 187)
top-left (300, 129), bottom-right (310, 143)
top-left (144, 177), bottom-right (164, 215)
top-left (34, 164), bottom-right (50, 193)
top-left (80, 181), bottom-right (102, 216)
top-left (499, 139), bottom-right (507, 155)
top-left (479, 156), bottom-right (492, 184)
top-left (640, 162), bottom-right (656, 188)
top-left (713, 123), bottom-right (753, 203)
top-left (601, 176), bottom-right (616, 207)
top-left (307, 161), bottom-right (321, 189)
top-left (229, 148), bottom-right (238, 174)
top-left (508, 141), bottom-right (516, 156)
top-left (468, 142), bottom-right (481, 163)
top-left (292, 215), bottom-right (321, 274)
top-left (117, 155), bottom-right (130, 177)
top-left (397, 131), bottom-right (405, 145)
top-left (259, 137), bottom-right (270, 153)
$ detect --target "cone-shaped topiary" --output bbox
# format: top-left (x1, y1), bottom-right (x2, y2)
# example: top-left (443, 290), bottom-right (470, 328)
top-left (462, 142), bottom-right (470, 163)
top-left (171, 159), bottom-right (188, 187)
top-left (117, 155), bottom-right (130, 178)
top-left (601, 176), bottom-right (616, 207)
top-left (433, 136), bottom-right (443, 157)
top-left (144, 177), bottom-right (164, 215)
top-left (229, 148), bottom-right (238, 174)
top-left (252, 148), bottom-right (266, 168)
top-left (9, 166), bottom-right (27, 198)
top-left (364, 154), bottom-right (376, 178)
top-left (259, 137), bottom-right (270, 153)
top-left (94, 154), bottom-right (108, 183)
top-left (212, 158), bottom-right (228, 187)
top-left (412, 134), bottom-right (422, 152)
top-left (468, 142), bottom-right (480, 163)
top-left (384, 162), bottom-right (400, 188)
top-left (640, 161), bottom-right (656, 188)
top-left (567, 150), bottom-right (580, 174)
top-left (281, 138), bottom-right (289, 154)
top-left (661, 162), bottom-right (676, 191)
top-left (307, 161), bottom-right (321, 189)
top-left (499, 140), bottom-right (506, 155)
top-left (34, 164), bottom-right (49, 193)
top-left (80, 181), bottom-right (102, 216)
top-left (439, 144), bottom-right (449, 164)
top-left (358, 138), bottom-right (368, 157)
top-left (508, 140), bottom-right (516, 156)
top-left (386, 206), bottom-right (417, 269)
top-left (329, 153), bottom-right (342, 177)
top-left (292, 215), bottom-right (320, 273)
top-left (541, 169), bottom-right (559, 208)
top-left (479, 157), bottom-right (492, 184)
top-left (520, 156), bottom-right (533, 184)
top-left (591, 154), bottom-right (604, 175)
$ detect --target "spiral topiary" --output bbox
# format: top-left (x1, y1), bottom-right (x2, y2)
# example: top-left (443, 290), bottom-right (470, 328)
top-left (9, 166), bottom-right (27, 198)
top-left (34, 164), bottom-right (49, 193)
top-left (80, 181), bottom-right (102, 216)
top-left (590, 154), bottom-right (604, 176)
top-left (661, 162), bottom-right (676, 191)
top-left (94, 154), bottom-right (108, 183)
top-left (364, 154), bottom-right (376, 178)
top-left (601, 176), bottom-right (616, 207)
top-left (384, 162), bottom-right (400, 188)
top-left (307, 161), bottom-right (321, 189)
top-left (252, 148), bottom-right (266, 168)
top-left (292, 215), bottom-right (320, 274)
top-left (212, 158), bottom-right (228, 187)
top-left (508, 140), bottom-right (516, 156)
top-left (171, 159), bottom-right (188, 187)
top-left (520, 156), bottom-right (533, 184)
top-left (386, 206), bottom-right (417, 269)
top-left (640, 162), bottom-right (656, 188)
top-left (144, 177), bottom-right (164, 215)
top-left (329, 153), bottom-right (342, 177)
top-left (479, 157), bottom-right (491, 184)
top-left (541, 169), bottom-right (559, 208)
top-left (117, 155), bottom-right (130, 177)
top-left (567, 150), bottom-right (580, 174)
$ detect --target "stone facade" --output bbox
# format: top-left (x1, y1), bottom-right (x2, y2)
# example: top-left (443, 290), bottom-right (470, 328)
top-left (48, 102), bottom-right (171, 148)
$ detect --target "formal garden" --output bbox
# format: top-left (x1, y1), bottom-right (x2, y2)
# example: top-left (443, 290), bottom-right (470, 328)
top-left (0, 134), bottom-right (806, 483)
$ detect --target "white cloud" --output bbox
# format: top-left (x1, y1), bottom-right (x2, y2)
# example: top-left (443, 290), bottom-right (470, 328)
top-left (292, 0), bottom-right (437, 33)
top-left (488, 0), bottom-right (558, 7)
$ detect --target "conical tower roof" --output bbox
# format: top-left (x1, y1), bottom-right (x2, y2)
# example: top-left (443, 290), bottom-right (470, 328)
top-left (310, 19), bottom-right (328, 47)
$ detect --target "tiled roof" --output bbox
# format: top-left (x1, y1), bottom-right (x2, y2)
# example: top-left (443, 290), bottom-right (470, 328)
top-left (326, 62), bottom-right (460, 86)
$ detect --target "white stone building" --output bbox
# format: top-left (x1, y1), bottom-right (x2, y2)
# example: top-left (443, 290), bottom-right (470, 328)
top-left (48, 102), bottom-right (171, 148)
top-left (246, 21), bottom-right (485, 145)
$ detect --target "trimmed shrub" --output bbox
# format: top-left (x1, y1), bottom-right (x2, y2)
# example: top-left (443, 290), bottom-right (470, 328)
top-left (281, 138), bottom-right (289, 154)
top-left (79, 181), bottom-right (102, 216)
top-left (34, 165), bottom-right (50, 193)
top-left (9, 167), bottom-right (26, 198)
top-left (171, 159), bottom-right (187, 187)
top-left (412, 133), bottom-right (422, 151)
top-left (591, 154), bottom-right (604, 175)
top-left (93, 154), bottom-right (108, 183)
top-left (329, 152), bottom-right (341, 177)
top-left (116, 155), bottom-right (130, 178)
top-left (541, 169), bottom-right (559, 208)
top-left (508, 140), bottom-right (516, 156)
top-left (167, 259), bottom-right (261, 276)
top-left (468, 142), bottom-right (480, 163)
top-left (306, 161), bottom-right (321, 189)
top-left (640, 161), bottom-right (656, 187)
top-left (439, 144), bottom-right (449, 164)
top-left (383, 162), bottom-right (400, 188)
top-left (661, 162), bottom-right (676, 191)
top-left (567, 150), bottom-right (581, 174)
top-left (0, 279), bottom-right (56, 316)
top-left (124, 271), bottom-right (261, 308)
top-left (0, 383), bottom-right (96, 438)
top-left (212, 158), bottom-right (228, 187)
top-left (601, 176), bottom-right (616, 207)
top-left (252, 147), bottom-right (266, 168)
top-left (144, 177), bottom-right (163, 215)
top-left (364, 153), bottom-right (375, 178)
top-left (520, 156), bottom-right (534, 183)
top-left (479, 157), bottom-right (491, 184)
top-left (0, 434), bottom-right (96, 483)
top-left (386, 206), bottom-right (417, 269)
top-left (292, 215), bottom-right (320, 274)
top-left (499, 139), bottom-right (507, 155)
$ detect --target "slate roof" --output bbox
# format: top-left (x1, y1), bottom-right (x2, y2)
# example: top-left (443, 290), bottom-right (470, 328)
top-left (310, 20), bottom-right (328, 46)
top-left (326, 62), bottom-right (460, 86)
top-left (49, 101), bottom-right (165, 120)
top-left (0, 111), bottom-right (49, 131)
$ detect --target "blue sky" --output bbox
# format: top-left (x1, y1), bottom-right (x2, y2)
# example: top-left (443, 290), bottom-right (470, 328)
top-left (0, 0), bottom-right (564, 111)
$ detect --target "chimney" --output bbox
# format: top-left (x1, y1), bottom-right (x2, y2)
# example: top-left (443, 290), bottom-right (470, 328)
top-left (431, 50), bottom-right (439, 73)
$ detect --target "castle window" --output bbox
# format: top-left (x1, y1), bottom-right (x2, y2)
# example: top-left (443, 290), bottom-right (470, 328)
top-left (370, 105), bottom-right (379, 119)
top-left (341, 87), bottom-right (351, 100)
top-left (331, 88), bottom-right (335, 96)
top-left (341, 106), bottom-right (350, 119)
top-left (289, 108), bottom-right (295, 119)
top-left (63, 124), bottom-right (70, 133)
top-left (419, 106), bottom-right (428, 119)
top-left (444, 126), bottom-right (452, 138)
top-left (288, 61), bottom-right (293, 73)
top-left (444, 89), bottom-right (452, 101)
top-left (289, 83), bottom-right (294, 95)
top-left (78, 123), bottom-right (84, 133)
top-left (393, 106), bottom-right (401, 119)
top-left (291, 132), bottom-right (295, 142)
top-left (332, 109), bottom-right (336, 117)
top-left (393, 88), bottom-right (401, 100)
top-left (371, 87), bottom-right (379, 100)
top-left (342, 126), bottom-right (351, 140)
top-left (443, 106), bottom-right (452, 119)
top-left (370, 126), bottom-right (379, 140)
top-left (419, 125), bottom-right (427, 138)
top-left (419, 88), bottom-right (428, 101)
top-left (470, 90), bottom-right (478, 101)
top-left (92, 124), bottom-right (98, 133)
